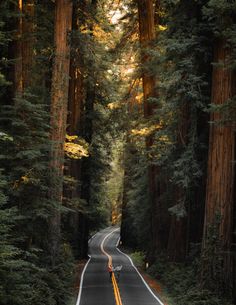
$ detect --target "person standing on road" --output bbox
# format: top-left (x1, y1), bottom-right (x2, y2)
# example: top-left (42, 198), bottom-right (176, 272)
top-left (115, 265), bottom-right (122, 282)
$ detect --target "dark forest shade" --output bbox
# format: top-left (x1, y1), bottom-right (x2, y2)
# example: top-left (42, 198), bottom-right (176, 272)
top-left (0, 0), bottom-right (235, 304)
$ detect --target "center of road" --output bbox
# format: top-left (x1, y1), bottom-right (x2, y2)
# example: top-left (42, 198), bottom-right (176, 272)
top-left (100, 229), bottom-right (123, 305)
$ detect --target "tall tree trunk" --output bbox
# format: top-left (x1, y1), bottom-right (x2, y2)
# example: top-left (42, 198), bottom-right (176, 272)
top-left (13, 0), bottom-right (34, 96)
top-left (79, 0), bottom-right (97, 258)
top-left (22, 0), bottom-right (34, 90)
top-left (50, 0), bottom-right (72, 264)
top-left (14, 0), bottom-right (23, 95)
top-left (137, 0), bottom-right (156, 118)
top-left (202, 39), bottom-right (235, 294)
top-left (233, 185), bottom-right (236, 303)
top-left (137, 0), bottom-right (165, 260)
top-left (66, 1), bottom-right (84, 258)
top-left (79, 80), bottom-right (94, 258)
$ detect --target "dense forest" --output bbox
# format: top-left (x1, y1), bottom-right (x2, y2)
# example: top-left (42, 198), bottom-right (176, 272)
top-left (0, 0), bottom-right (235, 304)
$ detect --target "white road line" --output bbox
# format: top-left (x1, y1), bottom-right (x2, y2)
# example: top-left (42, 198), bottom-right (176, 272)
top-left (88, 232), bottom-right (98, 244)
top-left (116, 240), bottom-right (165, 305)
top-left (116, 236), bottom-right (121, 247)
top-left (76, 255), bottom-right (91, 305)
top-left (76, 228), bottom-right (119, 305)
top-left (76, 228), bottom-right (164, 305)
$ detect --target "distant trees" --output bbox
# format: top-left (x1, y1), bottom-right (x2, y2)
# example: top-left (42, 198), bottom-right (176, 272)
top-left (120, 0), bottom-right (236, 303)
top-left (0, 0), bottom-right (114, 303)
top-left (0, 0), bottom-right (236, 304)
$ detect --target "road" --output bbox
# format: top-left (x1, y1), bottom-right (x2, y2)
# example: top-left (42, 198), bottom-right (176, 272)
top-left (76, 227), bottom-right (164, 305)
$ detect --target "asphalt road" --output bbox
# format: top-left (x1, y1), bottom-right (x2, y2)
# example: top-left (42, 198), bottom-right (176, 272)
top-left (76, 227), bottom-right (164, 305)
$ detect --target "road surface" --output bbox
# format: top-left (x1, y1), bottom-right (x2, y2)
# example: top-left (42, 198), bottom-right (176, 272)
top-left (76, 227), bottom-right (164, 305)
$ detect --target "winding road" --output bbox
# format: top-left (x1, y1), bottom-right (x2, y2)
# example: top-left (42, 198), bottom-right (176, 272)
top-left (76, 227), bottom-right (164, 305)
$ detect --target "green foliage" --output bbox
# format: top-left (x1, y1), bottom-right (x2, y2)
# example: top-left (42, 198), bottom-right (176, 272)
top-left (71, 1), bottom-right (125, 233)
top-left (119, 0), bottom-right (235, 302)
top-left (200, 213), bottom-right (230, 295)
top-left (0, 1), bottom-right (75, 302)
top-left (120, 0), bottom-right (210, 250)
top-left (0, 91), bottom-right (74, 305)
top-left (65, 135), bottom-right (89, 159)
top-left (89, 104), bottom-right (114, 230)
top-left (130, 251), bottom-right (145, 268)
top-left (148, 256), bottom-right (233, 305)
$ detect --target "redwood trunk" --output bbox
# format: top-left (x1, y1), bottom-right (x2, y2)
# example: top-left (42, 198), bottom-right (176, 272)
top-left (79, 0), bottom-right (97, 258)
top-left (50, 0), bottom-right (72, 262)
top-left (137, 0), bottom-right (163, 259)
top-left (202, 39), bottom-right (235, 292)
top-left (22, 0), bottom-right (34, 89)
top-left (137, 0), bottom-right (156, 117)
top-left (66, 2), bottom-right (84, 257)
top-left (14, 0), bottom-right (23, 95)
top-left (14, 0), bottom-right (34, 95)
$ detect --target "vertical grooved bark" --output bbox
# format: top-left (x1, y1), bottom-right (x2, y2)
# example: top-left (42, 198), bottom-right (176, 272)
top-left (14, 0), bottom-right (23, 95)
top-left (202, 39), bottom-right (235, 292)
top-left (137, 0), bottom-right (165, 259)
top-left (50, 0), bottom-right (72, 263)
top-left (22, 0), bottom-right (34, 89)
top-left (66, 3), bottom-right (84, 256)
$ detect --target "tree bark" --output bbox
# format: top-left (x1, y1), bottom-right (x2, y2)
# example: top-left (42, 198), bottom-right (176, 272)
top-left (202, 38), bottom-right (235, 293)
top-left (14, 0), bottom-right (23, 95)
top-left (137, 0), bottom-right (165, 260)
top-left (49, 0), bottom-right (72, 263)
top-left (13, 0), bottom-right (35, 96)
top-left (66, 1), bottom-right (84, 258)
top-left (78, 0), bottom-right (98, 258)
top-left (22, 0), bottom-right (34, 90)
top-left (137, 0), bottom-right (156, 117)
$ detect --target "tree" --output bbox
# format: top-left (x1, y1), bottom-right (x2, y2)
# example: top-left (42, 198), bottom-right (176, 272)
top-left (11, 0), bottom-right (35, 96)
top-left (49, 0), bottom-right (72, 263)
top-left (137, 0), bottom-right (166, 259)
top-left (202, 37), bottom-right (235, 294)
top-left (164, 0), bottom-right (210, 262)
top-left (64, 0), bottom-right (85, 259)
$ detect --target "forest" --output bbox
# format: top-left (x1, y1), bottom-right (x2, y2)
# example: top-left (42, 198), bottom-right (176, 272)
top-left (0, 0), bottom-right (235, 304)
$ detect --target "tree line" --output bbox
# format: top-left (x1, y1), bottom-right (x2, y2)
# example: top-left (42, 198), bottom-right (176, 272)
top-left (119, 1), bottom-right (236, 304)
top-left (0, 0), bottom-right (115, 304)
top-left (0, 0), bottom-right (236, 305)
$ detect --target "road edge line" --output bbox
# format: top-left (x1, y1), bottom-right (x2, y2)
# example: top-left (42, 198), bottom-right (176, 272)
top-left (116, 246), bottom-right (165, 305)
top-left (75, 255), bottom-right (91, 305)
top-left (88, 232), bottom-right (98, 244)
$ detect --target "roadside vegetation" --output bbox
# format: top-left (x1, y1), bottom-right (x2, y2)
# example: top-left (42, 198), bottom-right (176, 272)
top-left (0, 1), bottom-right (236, 304)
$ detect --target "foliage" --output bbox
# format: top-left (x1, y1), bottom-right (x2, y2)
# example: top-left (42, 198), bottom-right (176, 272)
top-left (147, 256), bottom-right (233, 305)
top-left (130, 251), bottom-right (145, 268)
top-left (0, 90), bottom-right (75, 305)
top-left (119, 0), bottom-right (235, 303)
top-left (0, 0), bottom-right (236, 304)
top-left (0, 1), bottom-right (74, 303)
top-left (200, 213), bottom-right (227, 294)
top-left (64, 135), bottom-right (89, 159)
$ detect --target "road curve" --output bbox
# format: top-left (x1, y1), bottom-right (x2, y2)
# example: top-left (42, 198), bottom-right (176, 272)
top-left (76, 227), bottom-right (164, 305)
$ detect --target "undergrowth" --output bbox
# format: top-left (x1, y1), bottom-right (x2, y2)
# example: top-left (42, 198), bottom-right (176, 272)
top-left (147, 255), bottom-right (233, 305)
